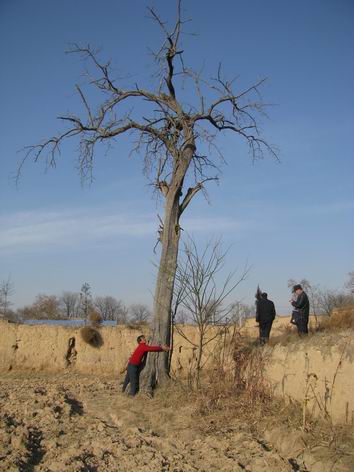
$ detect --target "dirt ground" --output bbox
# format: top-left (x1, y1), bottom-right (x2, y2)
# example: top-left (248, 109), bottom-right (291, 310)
top-left (0, 372), bottom-right (353, 472)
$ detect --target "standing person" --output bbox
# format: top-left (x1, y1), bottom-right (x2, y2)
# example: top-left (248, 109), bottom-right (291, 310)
top-left (290, 290), bottom-right (299, 325)
top-left (122, 335), bottom-right (170, 396)
top-left (256, 292), bottom-right (276, 344)
top-left (290, 284), bottom-right (310, 335)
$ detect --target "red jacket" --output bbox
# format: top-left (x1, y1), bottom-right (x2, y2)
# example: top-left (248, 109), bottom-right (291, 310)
top-left (129, 343), bottom-right (163, 366)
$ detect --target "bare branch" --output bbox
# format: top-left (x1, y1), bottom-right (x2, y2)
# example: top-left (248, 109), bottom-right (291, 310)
top-left (179, 177), bottom-right (218, 215)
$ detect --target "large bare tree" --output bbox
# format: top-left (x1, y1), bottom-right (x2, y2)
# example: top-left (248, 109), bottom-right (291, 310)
top-left (20, 1), bottom-right (277, 392)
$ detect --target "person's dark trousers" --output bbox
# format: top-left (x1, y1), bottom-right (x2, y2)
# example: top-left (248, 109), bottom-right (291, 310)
top-left (126, 364), bottom-right (140, 396)
top-left (259, 321), bottom-right (273, 344)
top-left (297, 315), bottom-right (309, 335)
top-left (122, 370), bottom-right (130, 393)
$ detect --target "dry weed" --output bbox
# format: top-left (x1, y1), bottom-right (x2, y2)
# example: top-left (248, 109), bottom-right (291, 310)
top-left (192, 332), bottom-right (273, 423)
top-left (80, 326), bottom-right (103, 348)
top-left (268, 323), bottom-right (299, 346)
top-left (318, 304), bottom-right (354, 332)
top-left (187, 336), bottom-right (354, 467)
top-left (126, 322), bottom-right (149, 330)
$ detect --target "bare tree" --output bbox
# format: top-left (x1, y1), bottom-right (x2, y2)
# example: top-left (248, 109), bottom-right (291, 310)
top-left (0, 276), bottom-right (14, 319)
top-left (229, 301), bottom-right (255, 328)
top-left (20, 294), bottom-right (61, 320)
top-left (60, 291), bottom-right (80, 318)
top-left (345, 270), bottom-right (354, 293)
top-left (94, 295), bottom-right (127, 323)
top-left (316, 289), bottom-right (353, 316)
top-left (20, 2), bottom-right (277, 391)
top-left (173, 238), bottom-right (248, 386)
top-left (79, 282), bottom-right (93, 321)
top-left (174, 309), bottom-right (190, 324)
top-left (117, 304), bottom-right (129, 325)
top-left (129, 303), bottom-right (151, 324)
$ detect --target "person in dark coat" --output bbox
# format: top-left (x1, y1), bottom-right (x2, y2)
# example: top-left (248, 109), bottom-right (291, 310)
top-left (256, 292), bottom-right (276, 344)
top-left (291, 284), bottom-right (310, 335)
top-left (122, 335), bottom-right (170, 396)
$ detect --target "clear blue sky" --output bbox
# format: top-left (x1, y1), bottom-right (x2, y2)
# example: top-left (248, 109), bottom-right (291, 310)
top-left (1, 0), bottom-right (353, 313)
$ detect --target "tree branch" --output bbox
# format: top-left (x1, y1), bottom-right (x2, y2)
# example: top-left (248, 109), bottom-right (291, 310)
top-left (179, 177), bottom-right (217, 215)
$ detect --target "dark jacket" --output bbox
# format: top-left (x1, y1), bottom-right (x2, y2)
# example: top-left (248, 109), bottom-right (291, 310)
top-left (291, 291), bottom-right (310, 318)
top-left (256, 298), bottom-right (276, 324)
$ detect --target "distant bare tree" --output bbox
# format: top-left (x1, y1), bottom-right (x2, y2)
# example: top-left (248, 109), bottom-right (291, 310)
top-left (21, 294), bottom-right (61, 320)
top-left (0, 276), bottom-right (14, 319)
top-left (129, 304), bottom-right (151, 324)
top-left (117, 303), bottom-right (129, 325)
top-left (79, 282), bottom-right (93, 321)
top-left (173, 238), bottom-right (248, 385)
top-left (60, 291), bottom-right (80, 318)
top-left (345, 270), bottom-right (354, 293)
top-left (174, 309), bottom-right (190, 324)
top-left (94, 295), bottom-right (127, 322)
top-left (229, 302), bottom-right (255, 327)
top-left (21, 1), bottom-right (277, 391)
top-left (316, 289), bottom-right (353, 316)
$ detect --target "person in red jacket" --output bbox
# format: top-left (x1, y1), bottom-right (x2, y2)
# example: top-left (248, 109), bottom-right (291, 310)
top-left (122, 335), bottom-right (170, 396)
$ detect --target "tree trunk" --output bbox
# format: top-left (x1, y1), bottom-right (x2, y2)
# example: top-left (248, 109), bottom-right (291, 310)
top-left (141, 138), bottom-right (196, 394)
top-left (141, 191), bottom-right (181, 392)
top-left (196, 329), bottom-right (204, 388)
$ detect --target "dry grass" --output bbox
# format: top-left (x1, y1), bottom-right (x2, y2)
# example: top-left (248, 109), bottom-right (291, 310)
top-left (188, 332), bottom-right (274, 426)
top-left (269, 323), bottom-right (301, 346)
top-left (126, 321), bottom-right (149, 330)
top-left (121, 328), bottom-right (354, 468)
top-left (318, 304), bottom-right (354, 332)
top-left (161, 333), bottom-right (354, 465)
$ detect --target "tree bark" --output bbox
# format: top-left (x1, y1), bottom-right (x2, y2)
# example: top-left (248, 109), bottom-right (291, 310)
top-left (142, 195), bottom-right (180, 392)
top-left (142, 142), bottom-right (195, 393)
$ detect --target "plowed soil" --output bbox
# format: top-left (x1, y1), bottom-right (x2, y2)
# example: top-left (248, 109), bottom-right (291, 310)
top-left (0, 372), bottom-right (352, 471)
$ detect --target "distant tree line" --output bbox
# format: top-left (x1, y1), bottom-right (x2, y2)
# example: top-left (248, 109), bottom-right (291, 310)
top-left (1, 271), bottom-right (353, 325)
top-left (0, 280), bottom-right (152, 324)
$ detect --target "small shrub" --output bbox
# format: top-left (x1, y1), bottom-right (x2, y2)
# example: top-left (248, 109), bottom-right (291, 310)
top-left (80, 326), bottom-right (103, 348)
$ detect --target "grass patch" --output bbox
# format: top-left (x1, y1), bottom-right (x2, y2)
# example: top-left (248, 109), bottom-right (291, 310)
top-left (157, 332), bottom-right (354, 467)
top-left (317, 305), bottom-right (354, 332)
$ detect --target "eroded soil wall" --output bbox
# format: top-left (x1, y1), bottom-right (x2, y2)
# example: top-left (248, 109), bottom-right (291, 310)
top-left (0, 321), bottom-right (353, 425)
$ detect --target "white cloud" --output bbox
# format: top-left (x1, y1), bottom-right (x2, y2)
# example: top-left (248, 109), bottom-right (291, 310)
top-left (0, 208), bottom-right (254, 254)
top-left (0, 209), bottom-right (155, 253)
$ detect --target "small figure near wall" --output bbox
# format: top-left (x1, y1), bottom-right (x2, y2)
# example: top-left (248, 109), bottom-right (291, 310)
top-left (290, 284), bottom-right (310, 335)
